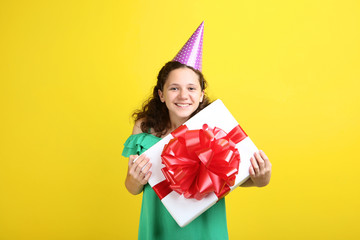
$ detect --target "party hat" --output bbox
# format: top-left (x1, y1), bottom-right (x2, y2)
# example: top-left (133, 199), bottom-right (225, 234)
top-left (173, 21), bottom-right (204, 71)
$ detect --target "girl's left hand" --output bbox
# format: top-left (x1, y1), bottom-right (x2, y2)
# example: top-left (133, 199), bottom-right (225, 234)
top-left (249, 150), bottom-right (272, 187)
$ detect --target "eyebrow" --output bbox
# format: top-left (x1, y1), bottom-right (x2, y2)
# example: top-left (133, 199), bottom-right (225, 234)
top-left (168, 83), bottom-right (197, 86)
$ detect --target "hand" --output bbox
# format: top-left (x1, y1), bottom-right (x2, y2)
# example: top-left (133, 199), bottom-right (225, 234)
top-left (249, 150), bottom-right (272, 187)
top-left (127, 154), bottom-right (152, 188)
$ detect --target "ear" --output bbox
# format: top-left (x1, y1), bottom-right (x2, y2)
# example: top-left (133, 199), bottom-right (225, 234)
top-left (158, 89), bottom-right (165, 102)
top-left (200, 91), bottom-right (204, 103)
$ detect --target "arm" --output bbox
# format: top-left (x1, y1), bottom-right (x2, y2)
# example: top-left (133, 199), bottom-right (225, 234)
top-left (124, 119), bottom-right (152, 195)
top-left (240, 150), bottom-right (272, 187)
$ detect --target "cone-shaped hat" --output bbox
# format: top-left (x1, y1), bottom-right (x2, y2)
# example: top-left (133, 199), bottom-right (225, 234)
top-left (173, 21), bottom-right (204, 71)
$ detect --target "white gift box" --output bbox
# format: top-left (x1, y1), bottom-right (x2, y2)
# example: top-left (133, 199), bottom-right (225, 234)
top-left (139, 99), bottom-right (258, 227)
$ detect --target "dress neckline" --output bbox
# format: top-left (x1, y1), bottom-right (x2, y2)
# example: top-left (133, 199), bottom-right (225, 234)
top-left (132, 132), bottom-right (162, 139)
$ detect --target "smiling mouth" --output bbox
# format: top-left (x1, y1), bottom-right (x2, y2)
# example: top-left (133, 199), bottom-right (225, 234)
top-left (175, 103), bottom-right (191, 107)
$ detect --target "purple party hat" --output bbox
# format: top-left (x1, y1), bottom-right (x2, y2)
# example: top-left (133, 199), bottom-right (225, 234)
top-left (173, 21), bottom-right (204, 71)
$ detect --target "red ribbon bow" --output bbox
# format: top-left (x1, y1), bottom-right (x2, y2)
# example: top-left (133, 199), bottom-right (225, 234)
top-left (158, 124), bottom-right (247, 200)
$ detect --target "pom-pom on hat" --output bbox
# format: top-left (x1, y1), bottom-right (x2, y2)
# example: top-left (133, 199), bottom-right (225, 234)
top-left (173, 21), bottom-right (204, 71)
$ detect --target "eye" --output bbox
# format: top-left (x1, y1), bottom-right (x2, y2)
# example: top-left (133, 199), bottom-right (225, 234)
top-left (169, 87), bottom-right (178, 91)
top-left (188, 87), bottom-right (196, 91)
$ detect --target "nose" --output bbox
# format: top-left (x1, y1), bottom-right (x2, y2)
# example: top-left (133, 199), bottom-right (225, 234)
top-left (179, 89), bottom-right (189, 99)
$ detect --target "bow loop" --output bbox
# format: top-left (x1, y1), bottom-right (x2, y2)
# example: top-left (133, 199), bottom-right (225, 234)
top-left (160, 124), bottom-right (246, 200)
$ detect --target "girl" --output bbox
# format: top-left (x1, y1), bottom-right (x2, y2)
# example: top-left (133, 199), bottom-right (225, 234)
top-left (122, 23), bottom-right (271, 240)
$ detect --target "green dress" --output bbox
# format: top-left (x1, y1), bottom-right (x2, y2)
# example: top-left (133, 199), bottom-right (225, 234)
top-left (122, 133), bottom-right (229, 240)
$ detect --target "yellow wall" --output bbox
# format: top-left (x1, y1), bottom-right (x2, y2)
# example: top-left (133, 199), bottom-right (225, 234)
top-left (1, 0), bottom-right (359, 239)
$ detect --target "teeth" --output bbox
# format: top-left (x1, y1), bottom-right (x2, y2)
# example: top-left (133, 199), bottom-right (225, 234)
top-left (176, 104), bottom-right (190, 107)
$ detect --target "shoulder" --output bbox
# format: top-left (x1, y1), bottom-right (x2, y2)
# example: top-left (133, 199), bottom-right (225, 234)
top-left (132, 119), bottom-right (145, 135)
top-left (132, 119), bottom-right (160, 136)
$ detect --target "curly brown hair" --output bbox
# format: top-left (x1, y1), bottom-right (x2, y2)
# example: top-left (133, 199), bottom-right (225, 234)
top-left (132, 61), bottom-right (211, 137)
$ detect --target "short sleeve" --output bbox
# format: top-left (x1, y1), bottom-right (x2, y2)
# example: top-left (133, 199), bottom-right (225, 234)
top-left (122, 133), bottom-right (161, 157)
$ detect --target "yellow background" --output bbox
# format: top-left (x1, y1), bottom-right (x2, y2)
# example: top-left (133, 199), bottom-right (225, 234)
top-left (1, 0), bottom-right (359, 239)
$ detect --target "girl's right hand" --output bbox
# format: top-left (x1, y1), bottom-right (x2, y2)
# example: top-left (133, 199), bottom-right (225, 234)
top-left (127, 154), bottom-right (152, 186)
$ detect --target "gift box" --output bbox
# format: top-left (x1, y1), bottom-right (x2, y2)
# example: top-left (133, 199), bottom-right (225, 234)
top-left (138, 99), bottom-right (258, 227)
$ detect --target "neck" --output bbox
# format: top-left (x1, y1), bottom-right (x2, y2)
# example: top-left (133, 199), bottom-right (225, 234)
top-left (168, 115), bottom-right (188, 132)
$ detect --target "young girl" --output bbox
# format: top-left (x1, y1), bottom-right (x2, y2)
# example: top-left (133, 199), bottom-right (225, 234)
top-left (122, 23), bottom-right (272, 240)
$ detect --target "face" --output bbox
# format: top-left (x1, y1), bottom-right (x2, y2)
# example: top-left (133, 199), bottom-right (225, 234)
top-left (158, 67), bottom-right (204, 123)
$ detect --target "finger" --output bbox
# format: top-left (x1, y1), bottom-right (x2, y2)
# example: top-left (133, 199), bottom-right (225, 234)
top-left (128, 155), bottom-right (138, 167)
top-left (259, 150), bottom-right (271, 169)
top-left (250, 156), bottom-right (259, 174)
top-left (249, 166), bottom-right (255, 177)
top-left (131, 154), bottom-right (145, 173)
top-left (134, 157), bottom-right (150, 175)
top-left (138, 170), bottom-right (145, 180)
top-left (141, 171), bottom-right (152, 185)
top-left (132, 153), bottom-right (148, 165)
top-left (132, 153), bottom-right (145, 164)
top-left (259, 150), bottom-right (268, 160)
top-left (254, 151), bottom-right (265, 170)
top-left (142, 162), bottom-right (152, 174)
top-left (137, 162), bottom-right (151, 180)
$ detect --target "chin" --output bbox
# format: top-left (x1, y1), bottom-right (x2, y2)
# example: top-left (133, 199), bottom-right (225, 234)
top-left (176, 109), bottom-right (197, 119)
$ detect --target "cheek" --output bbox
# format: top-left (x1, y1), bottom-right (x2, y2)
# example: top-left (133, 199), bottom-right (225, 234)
top-left (163, 92), bottom-right (176, 102)
top-left (190, 92), bottom-right (203, 101)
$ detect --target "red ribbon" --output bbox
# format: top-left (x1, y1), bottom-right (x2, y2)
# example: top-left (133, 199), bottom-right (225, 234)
top-left (153, 124), bottom-right (247, 200)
